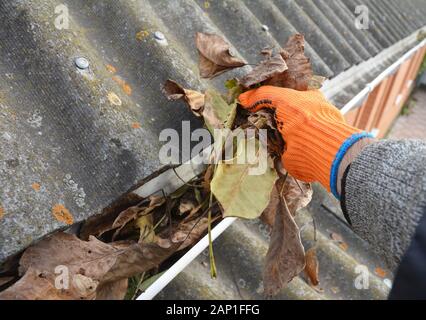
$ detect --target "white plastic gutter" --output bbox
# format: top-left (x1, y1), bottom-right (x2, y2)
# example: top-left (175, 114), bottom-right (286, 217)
top-left (137, 37), bottom-right (426, 300)
top-left (137, 217), bottom-right (236, 300)
top-left (340, 38), bottom-right (426, 115)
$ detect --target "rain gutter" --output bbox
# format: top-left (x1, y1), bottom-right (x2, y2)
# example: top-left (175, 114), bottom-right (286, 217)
top-left (136, 33), bottom-right (426, 300)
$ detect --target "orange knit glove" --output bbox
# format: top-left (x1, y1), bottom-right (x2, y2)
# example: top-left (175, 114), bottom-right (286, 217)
top-left (239, 86), bottom-right (372, 197)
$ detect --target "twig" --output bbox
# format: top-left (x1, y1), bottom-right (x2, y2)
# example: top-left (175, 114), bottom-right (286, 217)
top-left (293, 176), bottom-right (305, 195)
top-left (131, 272), bottom-right (146, 300)
top-left (312, 215), bottom-right (317, 242)
top-left (161, 189), bottom-right (173, 237)
top-left (172, 166), bottom-right (203, 188)
top-left (208, 192), bottom-right (217, 279)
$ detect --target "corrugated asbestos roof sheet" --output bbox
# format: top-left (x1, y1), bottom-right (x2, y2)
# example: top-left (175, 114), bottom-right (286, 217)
top-left (0, 0), bottom-right (425, 298)
top-left (157, 185), bottom-right (393, 300)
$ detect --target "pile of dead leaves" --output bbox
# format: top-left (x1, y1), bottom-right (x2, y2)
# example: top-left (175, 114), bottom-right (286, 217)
top-left (0, 32), bottom-right (324, 300)
top-left (163, 32), bottom-right (325, 296)
top-left (0, 184), bottom-right (221, 300)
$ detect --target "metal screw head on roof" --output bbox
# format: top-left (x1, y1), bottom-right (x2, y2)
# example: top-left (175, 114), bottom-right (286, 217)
top-left (75, 57), bottom-right (89, 70)
top-left (261, 25), bottom-right (269, 32)
top-left (154, 31), bottom-right (165, 41)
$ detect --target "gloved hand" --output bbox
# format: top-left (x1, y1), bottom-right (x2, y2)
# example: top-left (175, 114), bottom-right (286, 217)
top-left (239, 86), bottom-right (373, 198)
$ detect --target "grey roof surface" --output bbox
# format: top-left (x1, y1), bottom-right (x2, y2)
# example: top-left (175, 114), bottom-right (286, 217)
top-left (158, 185), bottom-right (392, 300)
top-left (0, 1), bottom-right (425, 297)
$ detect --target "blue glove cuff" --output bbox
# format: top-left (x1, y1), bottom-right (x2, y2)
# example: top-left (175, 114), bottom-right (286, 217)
top-left (330, 132), bottom-right (374, 199)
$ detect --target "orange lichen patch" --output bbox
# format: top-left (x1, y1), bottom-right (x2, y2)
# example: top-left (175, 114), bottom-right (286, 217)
top-left (122, 83), bottom-right (132, 96)
top-left (136, 30), bottom-right (149, 41)
top-left (52, 204), bottom-right (74, 225)
top-left (107, 92), bottom-right (122, 106)
top-left (106, 64), bottom-right (117, 74)
top-left (338, 242), bottom-right (348, 251)
top-left (375, 267), bottom-right (387, 278)
top-left (31, 183), bottom-right (41, 192)
top-left (131, 122), bottom-right (141, 129)
top-left (112, 75), bottom-right (132, 96)
top-left (0, 206), bottom-right (4, 220)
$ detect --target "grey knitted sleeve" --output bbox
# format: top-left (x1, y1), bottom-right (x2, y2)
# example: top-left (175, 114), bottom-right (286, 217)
top-left (344, 139), bottom-right (426, 271)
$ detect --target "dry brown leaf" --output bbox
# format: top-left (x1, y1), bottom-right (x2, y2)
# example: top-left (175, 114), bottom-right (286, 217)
top-left (141, 196), bottom-right (166, 217)
top-left (239, 54), bottom-right (288, 88)
top-left (181, 203), bottom-right (204, 224)
top-left (196, 32), bottom-right (246, 79)
top-left (96, 279), bottom-right (128, 300)
top-left (265, 34), bottom-right (313, 91)
top-left (110, 196), bottom-right (165, 241)
top-left (162, 80), bottom-right (205, 116)
top-left (304, 247), bottom-right (320, 286)
top-left (178, 199), bottom-right (196, 215)
top-left (0, 267), bottom-right (76, 300)
top-left (283, 177), bottom-right (313, 216)
top-left (259, 209), bottom-right (275, 229)
top-left (247, 110), bottom-right (276, 130)
top-left (260, 47), bottom-right (273, 57)
top-left (79, 208), bottom-right (123, 240)
top-left (79, 193), bottom-right (145, 240)
top-left (171, 216), bottom-right (218, 250)
top-left (263, 178), bottom-right (306, 296)
top-left (247, 111), bottom-right (285, 159)
top-left (71, 274), bottom-right (99, 298)
top-left (0, 232), bottom-right (181, 300)
top-left (202, 165), bottom-right (214, 193)
top-left (17, 233), bottom-right (169, 282)
top-left (112, 206), bottom-right (140, 232)
top-left (260, 175), bottom-right (312, 226)
top-left (0, 276), bottom-right (15, 288)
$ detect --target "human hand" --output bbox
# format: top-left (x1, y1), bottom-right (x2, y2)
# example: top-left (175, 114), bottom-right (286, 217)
top-left (239, 86), bottom-right (372, 197)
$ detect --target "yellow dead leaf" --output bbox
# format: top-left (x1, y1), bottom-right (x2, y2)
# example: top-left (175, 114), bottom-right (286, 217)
top-left (211, 138), bottom-right (278, 219)
top-left (136, 214), bottom-right (155, 244)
